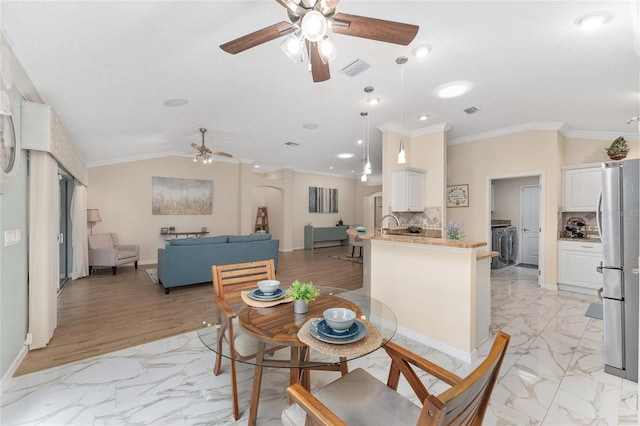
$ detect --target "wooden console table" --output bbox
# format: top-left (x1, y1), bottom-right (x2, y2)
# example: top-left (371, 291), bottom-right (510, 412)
top-left (304, 225), bottom-right (349, 250)
top-left (161, 231), bottom-right (209, 239)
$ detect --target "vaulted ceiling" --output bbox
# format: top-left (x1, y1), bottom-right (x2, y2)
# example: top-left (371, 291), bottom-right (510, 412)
top-left (2, 1), bottom-right (638, 180)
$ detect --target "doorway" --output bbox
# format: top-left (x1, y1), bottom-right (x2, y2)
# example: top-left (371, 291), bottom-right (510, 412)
top-left (521, 185), bottom-right (540, 266)
top-left (59, 172), bottom-right (73, 291)
top-left (489, 173), bottom-right (543, 286)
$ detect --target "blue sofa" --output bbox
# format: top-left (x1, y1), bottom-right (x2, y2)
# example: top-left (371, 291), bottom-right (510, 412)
top-left (157, 234), bottom-right (279, 293)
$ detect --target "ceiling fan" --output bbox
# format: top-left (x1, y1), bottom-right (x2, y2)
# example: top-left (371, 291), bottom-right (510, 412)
top-left (220, 0), bottom-right (419, 83)
top-left (191, 128), bottom-right (232, 163)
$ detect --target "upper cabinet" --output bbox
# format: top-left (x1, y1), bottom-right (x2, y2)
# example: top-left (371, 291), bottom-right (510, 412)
top-left (562, 165), bottom-right (601, 212)
top-left (391, 167), bottom-right (425, 212)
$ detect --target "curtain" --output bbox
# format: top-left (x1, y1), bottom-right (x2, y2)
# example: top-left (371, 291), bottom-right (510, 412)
top-left (28, 151), bottom-right (59, 349)
top-left (71, 184), bottom-right (88, 280)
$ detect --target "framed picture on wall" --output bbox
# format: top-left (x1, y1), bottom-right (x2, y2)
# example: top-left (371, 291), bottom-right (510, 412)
top-left (160, 227), bottom-right (168, 234)
top-left (447, 184), bottom-right (469, 207)
top-left (308, 186), bottom-right (339, 213)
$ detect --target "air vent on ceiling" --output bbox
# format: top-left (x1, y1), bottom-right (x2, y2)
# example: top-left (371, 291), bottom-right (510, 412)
top-left (341, 59), bottom-right (370, 77)
top-left (284, 141), bottom-right (299, 147)
top-left (463, 106), bottom-right (479, 114)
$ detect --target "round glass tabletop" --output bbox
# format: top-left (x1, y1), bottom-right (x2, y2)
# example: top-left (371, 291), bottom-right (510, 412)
top-left (197, 286), bottom-right (397, 368)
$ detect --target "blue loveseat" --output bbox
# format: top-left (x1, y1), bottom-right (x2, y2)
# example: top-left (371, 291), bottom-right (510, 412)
top-left (157, 233), bottom-right (279, 293)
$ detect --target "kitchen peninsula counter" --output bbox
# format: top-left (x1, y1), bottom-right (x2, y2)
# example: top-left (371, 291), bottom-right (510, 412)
top-left (349, 228), bottom-right (492, 362)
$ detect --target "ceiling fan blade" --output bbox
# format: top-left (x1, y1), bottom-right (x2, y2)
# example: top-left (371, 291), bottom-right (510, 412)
top-left (331, 13), bottom-right (419, 46)
top-left (212, 151), bottom-right (233, 158)
top-left (324, 0), bottom-right (340, 9)
top-left (309, 42), bottom-right (330, 83)
top-left (220, 21), bottom-right (295, 54)
top-left (190, 142), bottom-right (200, 150)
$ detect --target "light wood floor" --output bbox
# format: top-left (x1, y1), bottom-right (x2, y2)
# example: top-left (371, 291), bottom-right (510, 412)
top-left (15, 246), bottom-right (363, 376)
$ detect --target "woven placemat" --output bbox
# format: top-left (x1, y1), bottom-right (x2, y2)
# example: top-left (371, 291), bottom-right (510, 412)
top-left (297, 318), bottom-right (383, 358)
top-left (241, 291), bottom-right (293, 308)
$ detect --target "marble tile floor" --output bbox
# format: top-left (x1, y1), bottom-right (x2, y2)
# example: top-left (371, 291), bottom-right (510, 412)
top-left (1, 265), bottom-right (637, 425)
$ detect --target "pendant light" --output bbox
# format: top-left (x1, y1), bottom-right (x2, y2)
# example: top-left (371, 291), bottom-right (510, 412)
top-left (360, 111), bottom-right (368, 182)
top-left (397, 56), bottom-right (408, 164)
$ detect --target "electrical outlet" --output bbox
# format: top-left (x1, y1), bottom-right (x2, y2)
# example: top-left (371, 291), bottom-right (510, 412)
top-left (15, 229), bottom-right (21, 243)
top-left (4, 230), bottom-right (19, 247)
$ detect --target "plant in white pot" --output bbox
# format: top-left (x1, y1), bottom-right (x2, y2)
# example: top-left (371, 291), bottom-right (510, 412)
top-left (287, 280), bottom-right (320, 314)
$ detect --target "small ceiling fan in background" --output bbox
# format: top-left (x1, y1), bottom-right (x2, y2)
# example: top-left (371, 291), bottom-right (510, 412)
top-left (220, 0), bottom-right (419, 82)
top-left (191, 128), bottom-right (232, 163)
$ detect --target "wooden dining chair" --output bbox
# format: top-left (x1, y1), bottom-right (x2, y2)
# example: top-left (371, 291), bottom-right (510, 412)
top-left (211, 259), bottom-right (276, 420)
top-left (283, 331), bottom-right (510, 426)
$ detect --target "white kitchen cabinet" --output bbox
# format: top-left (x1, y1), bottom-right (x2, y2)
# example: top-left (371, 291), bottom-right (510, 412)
top-left (562, 165), bottom-right (601, 212)
top-left (391, 167), bottom-right (425, 212)
top-left (557, 240), bottom-right (602, 294)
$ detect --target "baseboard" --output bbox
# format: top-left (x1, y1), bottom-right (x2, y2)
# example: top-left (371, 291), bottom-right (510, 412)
top-left (395, 325), bottom-right (478, 363)
top-left (1, 344), bottom-right (28, 395)
top-left (541, 283), bottom-right (558, 291)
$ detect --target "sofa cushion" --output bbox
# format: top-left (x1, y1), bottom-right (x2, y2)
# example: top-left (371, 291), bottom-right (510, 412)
top-left (168, 235), bottom-right (228, 246)
top-left (228, 234), bottom-right (272, 243)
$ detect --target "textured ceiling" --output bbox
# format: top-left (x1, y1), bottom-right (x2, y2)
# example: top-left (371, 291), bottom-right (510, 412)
top-left (2, 1), bottom-right (639, 180)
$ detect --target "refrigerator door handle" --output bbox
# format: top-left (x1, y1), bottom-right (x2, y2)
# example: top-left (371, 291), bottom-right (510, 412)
top-left (596, 189), bottom-right (603, 238)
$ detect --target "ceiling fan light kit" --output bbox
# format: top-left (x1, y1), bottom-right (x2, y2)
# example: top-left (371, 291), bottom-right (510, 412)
top-left (191, 128), bottom-right (232, 164)
top-left (220, 0), bottom-right (419, 82)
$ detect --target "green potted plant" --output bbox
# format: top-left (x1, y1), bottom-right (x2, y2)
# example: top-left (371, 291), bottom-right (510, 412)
top-left (605, 136), bottom-right (629, 160)
top-left (287, 280), bottom-right (320, 314)
top-left (168, 226), bottom-right (176, 234)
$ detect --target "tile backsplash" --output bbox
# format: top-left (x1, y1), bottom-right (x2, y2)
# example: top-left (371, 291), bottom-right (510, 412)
top-left (394, 207), bottom-right (441, 229)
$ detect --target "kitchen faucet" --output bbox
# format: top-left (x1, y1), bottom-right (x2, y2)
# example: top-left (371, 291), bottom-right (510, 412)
top-left (379, 214), bottom-right (400, 235)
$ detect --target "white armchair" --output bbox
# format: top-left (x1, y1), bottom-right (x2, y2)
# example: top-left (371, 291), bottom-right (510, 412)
top-left (88, 233), bottom-right (139, 275)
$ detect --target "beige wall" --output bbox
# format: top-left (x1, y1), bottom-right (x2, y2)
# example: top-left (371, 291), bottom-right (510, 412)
top-left (292, 171), bottom-right (359, 250)
top-left (88, 156), bottom-right (240, 263)
top-left (562, 136), bottom-right (640, 166)
top-left (447, 130), bottom-right (561, 287)
top-left (88, 157), bottom-right (362, 261)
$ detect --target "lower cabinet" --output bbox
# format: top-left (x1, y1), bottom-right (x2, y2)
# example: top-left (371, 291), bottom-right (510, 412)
top-left (557, 240), bottom-right (602, 294)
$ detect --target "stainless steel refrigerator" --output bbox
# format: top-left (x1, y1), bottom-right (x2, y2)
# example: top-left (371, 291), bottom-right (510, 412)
top-left (597, 158), bottom-right (639, 382)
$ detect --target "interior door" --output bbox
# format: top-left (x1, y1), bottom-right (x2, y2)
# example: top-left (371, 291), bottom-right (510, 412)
top-left (521, 185), bottom-right (540, 265)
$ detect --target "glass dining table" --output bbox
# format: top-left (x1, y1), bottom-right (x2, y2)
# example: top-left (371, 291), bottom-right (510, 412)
top-left (197, 286), bottom-right (397, 425)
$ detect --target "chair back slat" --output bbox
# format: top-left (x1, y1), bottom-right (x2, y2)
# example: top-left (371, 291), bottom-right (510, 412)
top-left (420, 331), bottom-right (510, 425)
top-left (212, 260), bottom-right (276, 302)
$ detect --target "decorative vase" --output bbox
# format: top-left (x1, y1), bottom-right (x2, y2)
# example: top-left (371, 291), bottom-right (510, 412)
top-left (608, 152), bottom-right (627, 161)
top-left (293, 300), bottom-right (309, 314)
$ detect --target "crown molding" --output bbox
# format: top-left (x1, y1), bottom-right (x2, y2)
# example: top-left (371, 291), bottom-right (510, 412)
top-left (377, 121), bottom-right (451, 137)
top-left (448, 122), bottom-right (567, 145)
top-left (565, 129), bottom-right (639, 142)
top-left (85, 151), bottom-right (238, 168)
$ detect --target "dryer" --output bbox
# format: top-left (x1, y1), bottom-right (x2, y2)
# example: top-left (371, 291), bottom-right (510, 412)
top-left (491, 226), bottom-right (510, 269)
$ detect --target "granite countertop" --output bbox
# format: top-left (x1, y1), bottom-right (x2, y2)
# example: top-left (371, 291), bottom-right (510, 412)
top-left (558, 237), bottom-right (602, 243)
top-left (347, 228), bottom-right (487, 249)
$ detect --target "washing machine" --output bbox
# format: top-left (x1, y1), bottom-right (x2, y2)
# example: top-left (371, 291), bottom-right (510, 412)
top-left (507, 226), bottom-right (518, 264)
top-left (491, 226), bottom-right (510, 269)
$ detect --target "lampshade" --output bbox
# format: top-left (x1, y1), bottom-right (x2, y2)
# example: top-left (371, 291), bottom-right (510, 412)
top-left (87, 209), bottom-right (102, 223)
top-left (280, 33), bottom-right (304, 62)
top-left (318, 36), bottom-right (337, 64)
top-left (301, 11), bottom-right (327, 42)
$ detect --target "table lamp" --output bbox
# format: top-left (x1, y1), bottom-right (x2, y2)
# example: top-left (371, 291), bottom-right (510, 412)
top-left (87, 209), bottom-right (102, 235)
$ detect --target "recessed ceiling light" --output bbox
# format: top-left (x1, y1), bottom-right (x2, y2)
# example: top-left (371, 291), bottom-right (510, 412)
top-left (329, 166), bottom-right (334, 170)
top-left (357, 139), bottom-right (363, 145)
top-left (163, 98), bottom-right (189, 107)
top-left (575, 11), bottom-right (613, 30)
top-left (412, 44), bottom-right (431, 58)
top-left (253, 164), bottom-right (260, 168)
top-left (433, 81), bottom-right (472, 99)
top-left (337, 153), bottom-right (354, 159)
top-left (418, 114), bottom-right (429, 121)
top-left (366, 97), bottom-right (380, 106)
top-left (303, 123), bottom-right (319, 129)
